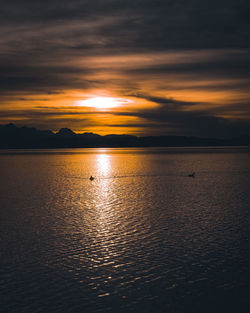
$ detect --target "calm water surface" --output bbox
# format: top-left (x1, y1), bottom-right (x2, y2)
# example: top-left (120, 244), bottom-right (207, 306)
top-left (1, 147), bottom-right (250, 313)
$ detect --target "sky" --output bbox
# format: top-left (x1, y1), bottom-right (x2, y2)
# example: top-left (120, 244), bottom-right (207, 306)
top-left (1, 0), bottom-right (250, 137)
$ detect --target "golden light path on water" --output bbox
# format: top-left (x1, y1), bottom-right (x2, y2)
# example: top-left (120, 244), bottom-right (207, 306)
top-left (89, 152), bottom-right (118, 291)
top-left (95, 152), bottom-right (113, 236)
top-left (97, 153), bottom-right (111, 176)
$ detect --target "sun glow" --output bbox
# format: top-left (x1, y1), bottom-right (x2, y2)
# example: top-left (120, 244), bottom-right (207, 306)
top-left (77, 96), bottom-right (129, 109)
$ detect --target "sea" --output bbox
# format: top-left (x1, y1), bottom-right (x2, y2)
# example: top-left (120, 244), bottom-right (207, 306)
top-left (0, 147), bottom-right (250, 313)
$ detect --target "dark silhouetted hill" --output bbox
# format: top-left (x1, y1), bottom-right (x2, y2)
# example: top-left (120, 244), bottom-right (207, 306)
top-left (57, 128), bottom-right (76, 136)
top-left (0, 124), bottom-right (249, 148)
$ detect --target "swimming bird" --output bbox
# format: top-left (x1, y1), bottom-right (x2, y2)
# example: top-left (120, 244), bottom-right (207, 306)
top-left (89, 176), bottom-right (94, 181)
top-left (188, 172), bottom-right (195, 177)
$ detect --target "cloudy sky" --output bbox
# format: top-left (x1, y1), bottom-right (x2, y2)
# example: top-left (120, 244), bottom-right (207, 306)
top-left (1, 0), bottom-right (250, 137)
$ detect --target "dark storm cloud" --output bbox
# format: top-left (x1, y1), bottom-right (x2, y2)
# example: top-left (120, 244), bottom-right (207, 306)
top-left (131, 94), bottom-right (198, 108)
top-left (114, 102), bottom-right (250, 138)
top-left (126, 50), bottom-right (250, 80)
top-left (1, 0), bottom-right (250, 49)
top-left (0, 62), bottom-right (93, 93)
top-left (1, 0), bottom-right (249, 86)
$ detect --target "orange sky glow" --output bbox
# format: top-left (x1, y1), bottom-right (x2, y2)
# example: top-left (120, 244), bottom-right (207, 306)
top-left (1, 2), bottom-right (250, 138)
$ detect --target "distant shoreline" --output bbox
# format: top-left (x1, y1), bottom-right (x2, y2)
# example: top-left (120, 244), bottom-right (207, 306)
top-left (1, 147), bottom-right (250, 154)
top-left (1, 124), bottom-right (250, 149)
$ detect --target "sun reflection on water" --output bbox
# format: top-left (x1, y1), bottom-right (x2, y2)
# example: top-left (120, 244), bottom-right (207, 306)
top-left (96, 153), bottom-right (110, 177)
top-left (94, 152), bottom-right (116, 248)
top-left (86, 152), bottom-right (120, 293)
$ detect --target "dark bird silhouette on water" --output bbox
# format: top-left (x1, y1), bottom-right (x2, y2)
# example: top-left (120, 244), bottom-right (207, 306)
top-left (188, 172), bottom-right (195, 178)
top-left (89, 176), bottom-right (94, 181)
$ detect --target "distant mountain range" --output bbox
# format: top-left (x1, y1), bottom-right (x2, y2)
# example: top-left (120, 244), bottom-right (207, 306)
top-left (0, 123), bottom-right (250, 148)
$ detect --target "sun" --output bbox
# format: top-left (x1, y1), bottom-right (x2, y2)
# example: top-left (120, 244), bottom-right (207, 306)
top-left (77, 96), bottom-right (126, 109)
